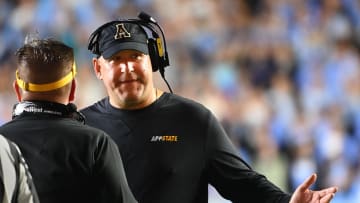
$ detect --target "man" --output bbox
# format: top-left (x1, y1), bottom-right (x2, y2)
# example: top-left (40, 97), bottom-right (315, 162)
top-left (0, 37), bottom-right (137, 203)
top-left (0, 135), bottom-right (39, 203)
top-left (82, 13), bottom-right (338, 203)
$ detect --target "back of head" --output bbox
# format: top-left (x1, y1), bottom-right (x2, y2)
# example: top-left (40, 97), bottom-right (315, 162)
top-left (15, 37), bottom-right (76, 97)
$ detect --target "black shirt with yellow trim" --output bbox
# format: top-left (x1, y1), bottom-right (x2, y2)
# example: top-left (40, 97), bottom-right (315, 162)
top-left (81, 92), bottom-right (292, 203)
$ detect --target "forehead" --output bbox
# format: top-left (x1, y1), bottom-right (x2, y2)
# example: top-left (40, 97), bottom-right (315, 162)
top-left (111, 49), bottom-right (145, 57)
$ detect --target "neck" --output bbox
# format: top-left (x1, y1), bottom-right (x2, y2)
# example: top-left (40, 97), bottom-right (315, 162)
top-left (154, 88), bottom-right (164, 101)
top-left (109, 88), bottom-right (163, 110)
top-left (21, 94), bottom-right (69, 105)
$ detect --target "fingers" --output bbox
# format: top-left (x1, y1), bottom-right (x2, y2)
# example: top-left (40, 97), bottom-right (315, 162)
top-left (318, 187), bottom-right (338, 198)
top-left (320, 193), bottom-right (335, 203)
top-left (298, 173), bottom-right (317, 192)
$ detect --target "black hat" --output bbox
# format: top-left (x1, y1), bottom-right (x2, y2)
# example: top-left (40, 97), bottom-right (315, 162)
top-left (97, 22), bottom-right (149, 59)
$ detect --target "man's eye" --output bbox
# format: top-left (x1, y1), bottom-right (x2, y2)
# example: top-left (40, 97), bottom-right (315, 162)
top-left (107, 56), bottom-right (120, 62)
top-left (131, 54), bottom-right (140, 59)
top-left (113, 56), bottom-right (122, 60)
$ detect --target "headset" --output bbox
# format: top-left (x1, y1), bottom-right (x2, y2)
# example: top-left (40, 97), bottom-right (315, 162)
top-left (88, 11), bottom-right (173, 93)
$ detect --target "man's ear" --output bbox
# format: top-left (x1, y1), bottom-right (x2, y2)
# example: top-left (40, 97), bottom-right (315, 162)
top-left (93, 58), bottom-right (102, 80)
top-left (69, 79), bottom-right (76, 102)
top-left (13, 80), bottom-right (22, 101)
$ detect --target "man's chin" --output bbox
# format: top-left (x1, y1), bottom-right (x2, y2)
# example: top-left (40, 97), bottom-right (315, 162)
top-left (121, 91), bottom-right (142, 102)
top-left (121, 96), bottom-right (146, 109)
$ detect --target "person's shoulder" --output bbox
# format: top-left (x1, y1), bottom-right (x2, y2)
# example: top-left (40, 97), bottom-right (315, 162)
top-left (67, 122), bottom-right (114, 146)
top-left (73, 122), bottom-right (108, 137)
top-left (0, 120), bottom-right (21, 139)
top-left (164, 92), bottom-right (202, 105)
top-left (80, 97), bottom-right (108, 114)
top-left (163, 92), bottom-right (211, 114)
top-left (0, 119), bottom-right (18, 129)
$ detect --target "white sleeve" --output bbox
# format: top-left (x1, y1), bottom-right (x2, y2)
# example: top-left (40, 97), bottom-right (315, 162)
top-left (0, 135), bottom-right (39, 203)
top-left (0, 135), bottom-right (16, 203)
top-left (16, 153), bottom-right (36, 203)
top-left (10, 143), bottom-right (39, 203)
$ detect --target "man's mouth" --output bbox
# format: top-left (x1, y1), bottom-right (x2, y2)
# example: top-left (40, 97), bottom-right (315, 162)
top-left (121, 77), bottom-right (137, 82)
top-left (120, 79), bottom-right (140, 85)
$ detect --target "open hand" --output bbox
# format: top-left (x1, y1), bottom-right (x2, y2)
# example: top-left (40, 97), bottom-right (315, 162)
top-left (289, 174), bottom-right (338, 203)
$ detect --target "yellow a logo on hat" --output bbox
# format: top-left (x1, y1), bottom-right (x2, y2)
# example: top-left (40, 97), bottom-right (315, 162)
top-left (114, 23), bottom-right (131, 39)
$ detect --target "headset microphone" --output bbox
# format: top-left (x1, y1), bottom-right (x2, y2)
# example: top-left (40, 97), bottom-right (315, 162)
top-left (138, 12), bottom-right (157, 24)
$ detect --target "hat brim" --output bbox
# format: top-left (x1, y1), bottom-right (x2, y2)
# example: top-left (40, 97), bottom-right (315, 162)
top-left (102, 42), bottom-right (149, 59)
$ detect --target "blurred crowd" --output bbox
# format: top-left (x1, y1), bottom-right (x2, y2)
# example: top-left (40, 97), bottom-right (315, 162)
top-left (1, 0), bottom-right (360, 202)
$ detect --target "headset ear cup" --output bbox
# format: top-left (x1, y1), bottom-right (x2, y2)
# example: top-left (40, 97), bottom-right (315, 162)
top-left (148, 38), bottom-right (159, 72)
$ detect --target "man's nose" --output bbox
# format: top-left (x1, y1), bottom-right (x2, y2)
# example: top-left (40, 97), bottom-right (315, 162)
top-left (120, 62), bottom-right (134, 73)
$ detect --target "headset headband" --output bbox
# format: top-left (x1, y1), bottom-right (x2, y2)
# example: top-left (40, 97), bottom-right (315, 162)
top-left (16, 62), bottom-right (77, 92)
